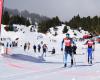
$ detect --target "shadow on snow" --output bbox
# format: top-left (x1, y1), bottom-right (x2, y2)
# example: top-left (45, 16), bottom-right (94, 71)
top-left (4, 54), bottom-right (45, 63)
top-left (3, 54), bottom-right (63, 64)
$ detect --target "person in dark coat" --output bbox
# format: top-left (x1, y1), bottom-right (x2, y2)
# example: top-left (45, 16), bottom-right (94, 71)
top-left (42, 44), bottom-right (48, 57)
top-left (38, 44), bottom-right (41, 53)
top-left (33, 45), bottom-right (36, 53)
top-left (24, 43), bottom-right (27, 51)
top-left (51, 47), bottom-right (55, 54)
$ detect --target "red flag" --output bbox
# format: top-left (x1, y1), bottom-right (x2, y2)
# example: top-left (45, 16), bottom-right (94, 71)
top-left (0, 0), bottom-right (3, 33)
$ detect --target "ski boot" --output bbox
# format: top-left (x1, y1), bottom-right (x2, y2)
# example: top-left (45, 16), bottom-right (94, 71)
top-left (71, 59), bottom-right (73, 67)
top-left (64, 63), bottom-right (67, 67)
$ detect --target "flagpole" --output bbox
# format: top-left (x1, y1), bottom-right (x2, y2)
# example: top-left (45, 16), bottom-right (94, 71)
top-left (0, 0), bottom-right (3, 35)
top-left (2, 0), bottom-right (4, 14)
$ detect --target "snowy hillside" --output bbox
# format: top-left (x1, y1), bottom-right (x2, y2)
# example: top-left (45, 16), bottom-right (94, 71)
top-left (0, 24), bottom-right (89, 53)
top-left (1, 24), bottom-right (88, 40)
top-left (0, 24), bottom-right (100, 80)
top-left (0, 24), bottom-right (91, 54)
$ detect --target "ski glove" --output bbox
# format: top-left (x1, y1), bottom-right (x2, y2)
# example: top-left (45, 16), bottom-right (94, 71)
top-left (61, 48), bottom-right (63, 51)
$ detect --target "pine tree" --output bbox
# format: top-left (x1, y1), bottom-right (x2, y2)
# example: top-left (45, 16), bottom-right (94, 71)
top-left (63, 26), bottom-right (68, 33)
top-left (2, 11), bottom-right (10, 25)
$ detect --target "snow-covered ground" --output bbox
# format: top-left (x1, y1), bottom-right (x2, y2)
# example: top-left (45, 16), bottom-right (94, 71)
top-left (0, 24), bottom-right (100, 80)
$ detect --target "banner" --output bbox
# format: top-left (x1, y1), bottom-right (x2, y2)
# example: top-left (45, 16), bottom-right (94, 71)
top-left (0, 0), bottom-right (3, 34)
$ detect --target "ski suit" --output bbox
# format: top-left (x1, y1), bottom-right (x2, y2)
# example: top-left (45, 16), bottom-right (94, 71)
top-left (61, 37), bottom-right (75, 67)
top-left (87, 40), bottom-right (95, 64)
top-left (42, 44), bottom-right (47, 57)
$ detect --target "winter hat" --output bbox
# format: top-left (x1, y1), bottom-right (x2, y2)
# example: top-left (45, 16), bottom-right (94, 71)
top-left (66, 33), bottom-right (70, 38)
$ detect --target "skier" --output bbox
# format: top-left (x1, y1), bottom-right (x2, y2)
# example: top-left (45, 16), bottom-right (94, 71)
top-left (28, 42), bottom-right (30, 50)
top-left (33, 44), bottom-right (36, 53)
top-left (24, 43), bottom-right (27, 51)
top-left (51, 47), bottom-right (55, 54)
top-left (6, 42), bottom-right (9, 55)
top-left (38, 44), bottom-right (41, 53)
top-left (42, 44), bottom-right (48, 57)
top-left (86, 38), bottom-right (95, 64)
top-left (61, 33), bottom-right (75, 67)
top-left (9, 43), bottom-right (12, 48)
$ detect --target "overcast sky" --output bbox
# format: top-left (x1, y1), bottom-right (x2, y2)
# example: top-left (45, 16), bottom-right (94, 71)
top-left (4, 0), bottom-right (100, 21)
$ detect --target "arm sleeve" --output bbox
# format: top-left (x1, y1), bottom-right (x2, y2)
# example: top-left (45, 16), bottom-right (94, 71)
top-left (84, 41), bottom-right (88, 45)
top-left (71, 39), bottom-right (75, 45)
top-left (61, 39), bottom-right (64, 49)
